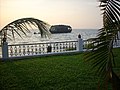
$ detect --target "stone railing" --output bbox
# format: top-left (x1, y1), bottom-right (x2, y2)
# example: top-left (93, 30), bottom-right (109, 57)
top-left (8, 41), bottom-right (78, 57)
top-left (1, 35), bottom-right (84, 60)
top-left (1, 38), bottom-right (120, 60)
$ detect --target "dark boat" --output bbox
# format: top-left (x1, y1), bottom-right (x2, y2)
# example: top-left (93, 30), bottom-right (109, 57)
top-left (49, 25), bottom-right (72, 34)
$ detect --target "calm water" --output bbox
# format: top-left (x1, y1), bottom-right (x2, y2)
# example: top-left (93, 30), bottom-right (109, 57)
top-left (8, 29), bottom-right (98, 44)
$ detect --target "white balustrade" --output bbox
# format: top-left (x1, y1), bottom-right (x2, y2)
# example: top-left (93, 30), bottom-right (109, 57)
top-left (0, 39), bottom-right (93, 60)
top-left (1, 38), bottom-right (120, 60)
top-left (7, 41), bottom-right (78, 57)
top-left (2, 35), bottom-right (120, 60)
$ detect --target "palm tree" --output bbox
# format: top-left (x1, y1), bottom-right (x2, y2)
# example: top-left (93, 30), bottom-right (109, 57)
top-left (0, 17), bottom-right (50, 44)
top-left (84, 0), bottom-right (120, 89)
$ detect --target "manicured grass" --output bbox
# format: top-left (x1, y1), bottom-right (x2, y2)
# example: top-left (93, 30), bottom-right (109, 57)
top-left (0, 48), bottom-right (120, 90)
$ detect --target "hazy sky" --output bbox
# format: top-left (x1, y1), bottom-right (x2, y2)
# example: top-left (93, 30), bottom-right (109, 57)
top-left (0, 0), bottom-right (103, 29)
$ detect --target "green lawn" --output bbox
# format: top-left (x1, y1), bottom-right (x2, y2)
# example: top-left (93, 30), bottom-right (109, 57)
top-left (0, 48), bottom-right (120, 90)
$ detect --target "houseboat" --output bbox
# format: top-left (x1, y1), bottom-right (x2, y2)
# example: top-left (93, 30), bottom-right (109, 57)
top-left (49, 25), bottom-right (72, 34)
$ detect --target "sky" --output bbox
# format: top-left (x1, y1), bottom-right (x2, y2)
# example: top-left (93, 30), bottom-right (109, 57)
top-left (0, 0), bottom-right (103, 29)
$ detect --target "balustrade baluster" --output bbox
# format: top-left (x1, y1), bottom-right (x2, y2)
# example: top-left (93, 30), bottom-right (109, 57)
top-left (71, 42), bottom-right (74, 49)
top-left (31, 45), bottom-right (34, 55)
top-left (59, 43), bottom-right (61, 52)
top-left (27, 45), bottom-right (30, 55)
top-left (59, 43), bottom-right (62, 52)
top-left (23, 45), bottom-right (26, 55)
top-left (71, 42), bottom-right (72, 50)
top-left (14, 46), bottom-right (17, 56)
top-left (42, 44), bottom-right (44, 54)
top-left (62, 43), bottom-right (64, 52)
top-left (44, 44), bottom-right (46, 53)
top-left (46, 44), bottom-right (48, 53)
top-left (65, 42), bottom-right (68, 51)
top-left (62, 43), bottom-right (64, 51)
top-left (10, 46), bottom-right (13, 56)
top-left (69, 42), bottom-right (71, 50)
top-left (19, 46), bottom-right (22, 56)
top-left (74, 42), bottom-right (77, 50)
top-left (74, 42), bottom-right (76, 50)
top-left (57, 43), bottom-right (59, 52)
top-left (56, 43), bottom-right (58, 52)
top-left (62, 43), bottom-right (65, 51)
top-left (39, 44), bottom-right (41, 54)
top-left (51, 44), bottom-right (52, 52)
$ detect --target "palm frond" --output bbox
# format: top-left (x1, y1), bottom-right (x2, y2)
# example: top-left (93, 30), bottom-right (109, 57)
top-left (84, 0), bottom-right (120, 89)
top-left (0, 17), bottom-right (50, 42)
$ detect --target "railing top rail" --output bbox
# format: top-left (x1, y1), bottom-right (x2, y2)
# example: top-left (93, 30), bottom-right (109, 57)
top-left (8, 40), bottom-right (78, 46)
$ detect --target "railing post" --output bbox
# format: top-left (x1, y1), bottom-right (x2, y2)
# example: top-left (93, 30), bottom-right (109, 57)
top-left (2, 41), bottom-right (8, 60)
top-left (77, 34), bottom-right (83, 52)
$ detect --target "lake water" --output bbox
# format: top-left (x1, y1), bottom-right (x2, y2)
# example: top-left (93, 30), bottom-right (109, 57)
top-left (8, 29), bottom-right (98, 44)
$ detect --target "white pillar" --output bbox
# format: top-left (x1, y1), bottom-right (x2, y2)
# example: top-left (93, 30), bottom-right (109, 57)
top-left (2, 42), bottom-right (8, 59)
top-left (77, 34), bottom-right (83, 52)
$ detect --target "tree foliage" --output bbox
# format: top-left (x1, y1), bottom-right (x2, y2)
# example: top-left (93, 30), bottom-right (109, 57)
top-left (84, 0), bottom-right (120, 89)
top-left (0, 17), bottom-right (50, 43)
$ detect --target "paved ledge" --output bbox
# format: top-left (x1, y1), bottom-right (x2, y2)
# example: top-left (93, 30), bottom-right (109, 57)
top-left (1, 51), bottom-right (83, 61)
